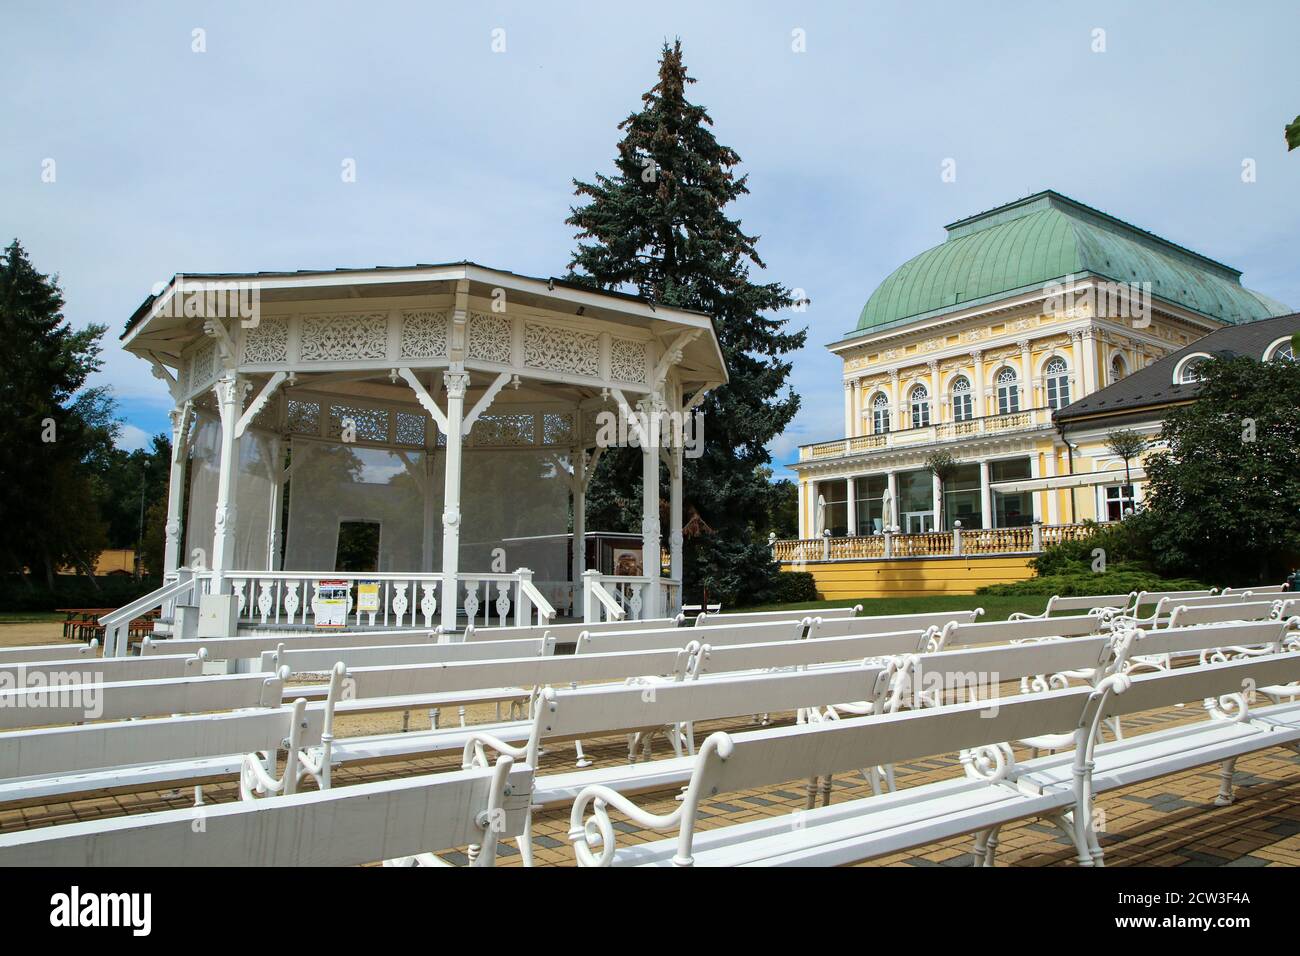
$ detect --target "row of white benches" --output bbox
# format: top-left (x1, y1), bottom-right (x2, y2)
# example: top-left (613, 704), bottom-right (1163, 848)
top-left (0, 590), bottom-right (1293, 866)
top-left (1, 615), bottom-right (1296, 866)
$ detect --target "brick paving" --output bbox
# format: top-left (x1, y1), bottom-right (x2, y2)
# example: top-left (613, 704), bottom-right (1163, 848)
top-left (4, 693), bottom-right (1299, 866)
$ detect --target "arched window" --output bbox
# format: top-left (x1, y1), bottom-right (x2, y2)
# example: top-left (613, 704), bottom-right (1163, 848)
top-left (910, 384), bottom-right (930, 429)
top-left (1109, 354), bottom-right (1127, 385)
top-left (1266, 337), bottom-right (1296, 363)
top-left (871, 392), bottom-right (891, 435)
top-left (1174, 354), bottom-right (1211, 384)
top-left (1044, 357), bottom-right (1071, 410)
top-left (950, 376), bottom-right (973, 422)
top-left (996, 367), bottom-right (1020, 415)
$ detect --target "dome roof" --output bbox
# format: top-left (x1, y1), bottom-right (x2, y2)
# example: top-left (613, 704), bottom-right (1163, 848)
top-left (855, 191), bottom-right (1289, 335)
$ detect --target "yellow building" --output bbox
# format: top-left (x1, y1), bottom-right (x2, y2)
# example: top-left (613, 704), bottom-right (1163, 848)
top-left (791, 191), bottom-right (1289, 544)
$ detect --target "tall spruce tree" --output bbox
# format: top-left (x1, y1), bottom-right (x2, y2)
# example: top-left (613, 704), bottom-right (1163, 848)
top-left (566, 41), bottom-right (806, 605)
top-left (0, 239), bottom-right (116, 587)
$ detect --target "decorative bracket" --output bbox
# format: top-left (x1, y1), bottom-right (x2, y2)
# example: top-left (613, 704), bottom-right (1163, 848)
top-left (397, 367), bottom-right (449, 434)
top-left (203, 317), bottom-right (237, 367)
top-left (462, 371), bottom-right (512, 436)
top-left (653, 330), bottom-right (702, 388)
top-left (235, 371), bottom-right (287, 439)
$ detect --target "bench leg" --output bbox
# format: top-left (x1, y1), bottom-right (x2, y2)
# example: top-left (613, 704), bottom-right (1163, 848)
top-left (516, 808), bottom-right (536, 867)
top-left (1215, 757), bottom-right (1238, 807)
top-left (983, 827), bottom-right (1000, 866)
top-left (574, 740), bottom-right (592, 768)
top-left (1053, 810), bottom-right (1095, 867)
top-left (805, 777), bottom-right (820, 811)
top-left (820, 775), bottom-right (833, 808)
top-left (401, 710), bottom-right (411, 733)
top-left (863, 766), bottom-right (882, 796)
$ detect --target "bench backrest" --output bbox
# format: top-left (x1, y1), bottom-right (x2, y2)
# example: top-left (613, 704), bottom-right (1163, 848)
top-left (1148, 593), bottom-right (1250, 616)
top-left (690, 630), bottom-right (929, 676)
top-left (1223, 583), bottom-right (1289, 595)
top-left (0, 643), bottom-right (97, 664)
top-left (932, 614), bottom-right (1101, 650)
top-left (577, 619), bottom-right (805, 655)
top-left (141, 629), bottom-right (438, 659)
top-left (0, 705), bottom-right (323, 781)
top-left (1166, 601), bottom-right (1280, 629)
top-left (696, 606), bottom-right (857, 627)
top-left (1131, 588), bottom-right (1218, 607)
top-left (0, 760), bottom-right (532, 867)
top-left (345, 647), bottom-right (689, 700)
top-left (261, 636), bottom-right (555, 675)
top-left (807, 609), bottom-right (981, 641)
top-left (539, 664), bottom-right (888, 749)
top-left (1121, 619), bottom-right (1291, 661)
top-left (1046, 593), bottom-right (1134, 613)
top-left (0, 671), bottom-right (284, 730)
top-left (1100, 651), bottom-right (1300, 720)
top-left (0, 654), bottom-right (201, 685)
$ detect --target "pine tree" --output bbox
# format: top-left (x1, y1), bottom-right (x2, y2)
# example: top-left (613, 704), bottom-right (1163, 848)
top-left (0, 239), bottom-right (116, 586)
top-left (566, 41), bottom-right (806, 605)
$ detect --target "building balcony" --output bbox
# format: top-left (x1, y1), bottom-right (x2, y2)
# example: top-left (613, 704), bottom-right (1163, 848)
top-left (797, 406), bottom-right (1054, 463)
top-left (770, 521), bottom-right (1097, 564)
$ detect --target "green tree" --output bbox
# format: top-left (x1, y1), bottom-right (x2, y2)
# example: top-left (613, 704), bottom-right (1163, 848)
top-left (0, 239), bottom-right (117, 588)
top-left (1104, 428), bottom-right (1148, 496)
top-left (565, 41), bottom-right (806, 605)
top-left (924, 451), bottom-right (959, 530)
top-left (1142, 356), bottom-right (1300, 584)
top-left (1287, 114), bottom-right (1300, 151)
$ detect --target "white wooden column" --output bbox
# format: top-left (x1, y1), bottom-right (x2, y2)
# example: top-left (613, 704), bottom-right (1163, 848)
top-left (669, 446), bottom-right (684, 582)
top-left (440, 369), bottom-right (469, 632)
top-left (210, 373), bottom-right (245, 593)
top-left (266, 435), bottom-right (284, 571)
top-left (979, 460), bottom-right (993, 529)
top-left (572, 447), bottom-right (586, 613)
top-left (886, 471), bottom-right (898, 530)
top-left (639, 397), bottom-right (662, 618)
top-left (163, 405), bottom-right (189, 574)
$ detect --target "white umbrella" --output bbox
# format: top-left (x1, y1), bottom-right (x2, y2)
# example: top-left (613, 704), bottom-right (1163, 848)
top-left (815, 494), bottom-right (826, 537)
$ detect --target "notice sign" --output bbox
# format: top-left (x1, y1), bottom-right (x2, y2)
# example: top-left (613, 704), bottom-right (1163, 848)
top-left (357, 580), bottom-right (381, 614)
top-left (315, 580), bottom-right (350, 628)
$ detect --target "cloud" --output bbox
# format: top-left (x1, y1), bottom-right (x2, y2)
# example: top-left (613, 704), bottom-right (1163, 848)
top-left (115, 423), bottom-right (152, 452)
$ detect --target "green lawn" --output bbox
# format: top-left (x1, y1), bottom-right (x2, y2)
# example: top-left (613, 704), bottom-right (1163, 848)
top-left (0, 611), bottom-right (64, 624)
top-left (740, 594), bottom-right (1049, 621)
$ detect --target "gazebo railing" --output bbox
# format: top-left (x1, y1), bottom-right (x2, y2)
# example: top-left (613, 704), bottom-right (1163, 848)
top-left (582, 571), bottom-right (683, 624)
top-left (214, 568), bottom-right (556, 630)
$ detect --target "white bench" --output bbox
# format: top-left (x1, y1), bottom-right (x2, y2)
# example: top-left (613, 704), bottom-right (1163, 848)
top-left (565, 651), bottom-right (1300, 866)
top-left (927, 614), bottom-right (1102, 652)
top-left (0, 642), bottom-right (99, 664)
top-left (140, 628), bottom-right (440, 660)
top-left (1009, 593), bottom-right (1136, 622)
top-left (0, 754), bottom-right (530, 867)
top-left (694, 606), bottom-right (860, 627)
top-left (807, 609), bottom-right (982, 640)
top-left (0, 670), bottom-right (285, 730)
top-left (1166, 600), bottom-right (1289, 629)
top-left (0, 653), bottom-right (203, 685)
top-left (577, 618), bottom-right (806, 656)
top-left (1223, 583), bottom-right (1289, 595)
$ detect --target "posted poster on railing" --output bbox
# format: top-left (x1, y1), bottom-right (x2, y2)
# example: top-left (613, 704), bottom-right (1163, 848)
top-left (315, 580), bottom-right (350, 627)
top-left (357, 580), bottom-right (380, 615)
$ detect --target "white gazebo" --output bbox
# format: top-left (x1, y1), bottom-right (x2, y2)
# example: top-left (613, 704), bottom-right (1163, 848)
top-left (118, 262), bottom-right (726, 644)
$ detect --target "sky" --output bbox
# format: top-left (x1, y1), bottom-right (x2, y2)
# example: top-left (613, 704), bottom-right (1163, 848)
top-left (3, 1), bottom-right (1298, 479)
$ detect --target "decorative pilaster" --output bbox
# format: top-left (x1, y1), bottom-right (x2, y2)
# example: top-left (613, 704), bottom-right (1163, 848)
top-left (638, 396), bottom-right (663, 618)
top-left (210, 373), bottom-right (247, 592)
top-left (163, 405), bottom-right (190, 574)
top-left (927, 360), bottom-right (940, 423)
top-left (1017, 339), bottom-right (1033, 409)
top-left (669, 446), bottom-right (684, 585)
top-left (971, 350), bottom-right (986, 416)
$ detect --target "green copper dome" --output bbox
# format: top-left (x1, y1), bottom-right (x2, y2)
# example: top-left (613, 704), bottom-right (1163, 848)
top-left (854, 191), bottom-right (1289, 335)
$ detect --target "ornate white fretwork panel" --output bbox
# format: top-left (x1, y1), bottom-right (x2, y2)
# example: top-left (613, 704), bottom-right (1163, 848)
top-left (469, 413), bottom-right (535, 447)
top-left (300, 313), bottom-right (388, 362)
top-left (610, 336), bottom-right (648, 383)
top-left (190, 340), bottom-right (217, 391)
top-left (400, 310), bottom-right (449, 359)
top-left (524, 322), bottom-right (600, 377)
top-left (242, 317), bottom-right (289, 364)
top-left (543, 412), bottom-right (575, 445)
top-left (394, 411), bottom-right (426, 446)
top-left (467, 313), bottom-right (513, 364)
top-left (328, 403), bottom-right (390, 442)
top-left (286, 400), bottom-right (321, 435)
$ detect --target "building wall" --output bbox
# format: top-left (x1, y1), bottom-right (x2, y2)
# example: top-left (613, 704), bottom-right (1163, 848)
top-left (784, 554), bottom-right (1036, 599)
top-left (793, 291), bottom-right (1216, 538)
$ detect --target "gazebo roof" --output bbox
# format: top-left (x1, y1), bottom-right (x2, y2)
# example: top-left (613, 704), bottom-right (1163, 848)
top-left (123, 260), bottom-right (727, 391)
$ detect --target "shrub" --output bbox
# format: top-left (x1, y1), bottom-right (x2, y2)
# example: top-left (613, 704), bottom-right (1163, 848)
top-left (978, 568), bottom-right (1206, 597)
top-left (764, 570), bottom-right (819, 605)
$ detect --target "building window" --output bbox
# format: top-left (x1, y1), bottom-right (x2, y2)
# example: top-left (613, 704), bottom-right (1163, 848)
top-left (941, 463), bottom-right (982, 531)
top-left (1266, 337), bottom-right (1296, 363)
top-left (996, 367), bottom-right (1020, 414)
top-left (989, 457), bottom-right (1033, 527)
top-left (854, 474), bottom-right (889, 535)
top-left (1174, 353), bottom-right (1211, 384)
top-left (897, 469), bottom-right (935, 533)
top-left (816, 479), bottom-right (848, 536)
top-left (951, 376), bottom-right (973, 422)
top-left (871, 392), bottom-right (891, 435)
top-left (1109, 354), bottom-right (1127, 385)
top-left (1103, 484), bottom-right (1136, 522)
top-left (909, 384), bottom-right (930, 429)
top-left (1044, 357), bottom-right (1071, 410)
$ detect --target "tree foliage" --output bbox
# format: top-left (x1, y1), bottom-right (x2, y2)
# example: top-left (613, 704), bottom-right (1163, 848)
top-left (565, 41), bottom-right (806, 605)
top-left (1141, 356), bottom-right (1300, 584)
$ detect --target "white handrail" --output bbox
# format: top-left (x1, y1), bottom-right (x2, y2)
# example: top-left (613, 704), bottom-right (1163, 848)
top-left (519, 578), bottom-right (556, 625)
top-left (99, 571), bottom-right (196, 657)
